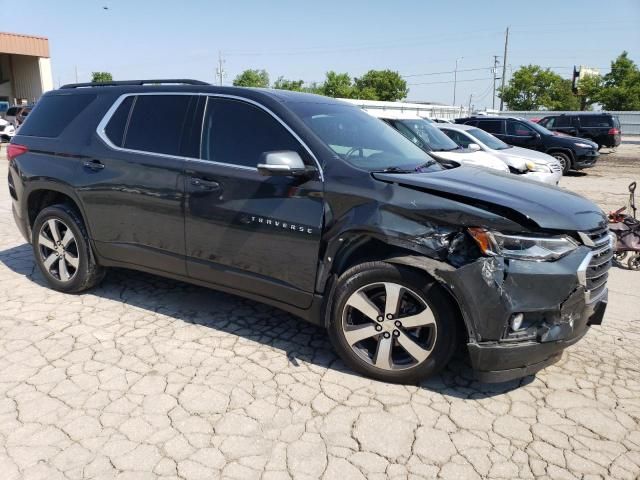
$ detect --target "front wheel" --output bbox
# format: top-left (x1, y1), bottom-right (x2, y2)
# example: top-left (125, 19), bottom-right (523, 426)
top-left (328, 262), bottom-right (458, 384)
top-left (551, 152), bottom-right (571, 175)
top-left (628, 254), bottom-right (640, 271)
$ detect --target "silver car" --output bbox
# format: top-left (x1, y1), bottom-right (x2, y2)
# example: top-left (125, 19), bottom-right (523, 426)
top-left (438, 123), bottom-right (563, 185)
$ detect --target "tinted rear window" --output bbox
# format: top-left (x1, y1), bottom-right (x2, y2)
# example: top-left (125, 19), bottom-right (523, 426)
top-left (580, 115), bottom-right (612, 127)
top-left (18, 95), bottom-right (96, 137)
top-left (477, 120), bottom-right (503, 134)
top-left (123, 95), bottom-right (195, 156)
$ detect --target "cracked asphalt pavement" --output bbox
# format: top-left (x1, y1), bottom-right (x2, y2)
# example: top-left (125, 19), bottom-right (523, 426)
top-left (0, 143), bottom-right (639, 479)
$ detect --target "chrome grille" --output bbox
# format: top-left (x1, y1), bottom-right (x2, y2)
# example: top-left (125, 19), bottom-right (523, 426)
top-left (578, 226), bottom-right (612, 302)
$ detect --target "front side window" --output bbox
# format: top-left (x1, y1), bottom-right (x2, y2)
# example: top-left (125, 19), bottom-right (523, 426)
top-left (123, 95), bottom-right (197, 156)
top-left (507, 121), bottom-right (535, 136)
top-left (289, 102), bottom-right (440, 172)
top-left (442, 129), bottom-right (472, 148)
top-left (396, 119), bottom-right (459, 152)
top-left (201, 98), bottom-right (304, 168)
top-left (477, 120), bottom-right (504, 134)
top-left (467, 128), bottom-right (511, 150)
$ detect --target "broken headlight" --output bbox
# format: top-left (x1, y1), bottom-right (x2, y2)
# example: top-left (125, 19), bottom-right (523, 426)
top-left (526, 161), bottom-right (552, 173)
top-left (468, 228), bottom-right (578, 261)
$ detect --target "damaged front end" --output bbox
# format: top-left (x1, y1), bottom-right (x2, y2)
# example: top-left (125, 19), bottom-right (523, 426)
top-left (386, 224), bottom-right (612, 383)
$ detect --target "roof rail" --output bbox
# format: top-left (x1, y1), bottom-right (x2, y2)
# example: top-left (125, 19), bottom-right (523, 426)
top-left (60, 79), bottom-right (211, 89)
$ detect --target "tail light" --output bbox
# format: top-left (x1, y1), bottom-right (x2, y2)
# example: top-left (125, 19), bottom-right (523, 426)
top-left (608, 128), bottom-right (620, 135)
top-left (6, 143), bottom-right (28, 161)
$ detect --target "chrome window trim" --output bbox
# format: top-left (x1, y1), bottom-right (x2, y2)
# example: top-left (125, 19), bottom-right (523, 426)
top-left (95, 91), bottom-right (324, 180)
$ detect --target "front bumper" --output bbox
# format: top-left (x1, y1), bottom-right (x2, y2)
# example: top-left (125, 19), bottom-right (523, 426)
top-left (468, 289), bottom-right (606, 382)
top-left (573, 149), bottom-right (599, 169)
top-left (438, 245), bottom-right (610, 383)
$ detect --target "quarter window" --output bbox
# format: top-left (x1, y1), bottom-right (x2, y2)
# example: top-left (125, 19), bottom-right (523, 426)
top-left (201, 98), bottom-right (304, 168)
top-left (104, 96), bottom-right (134, 147)
top-left (18, 94), bottom-right (96, 138)
top-left (123, 95), bottom-right (197, 156)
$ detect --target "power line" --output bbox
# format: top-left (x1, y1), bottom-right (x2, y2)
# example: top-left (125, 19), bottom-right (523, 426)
top-left (408, 76), bottom-right (494, 86)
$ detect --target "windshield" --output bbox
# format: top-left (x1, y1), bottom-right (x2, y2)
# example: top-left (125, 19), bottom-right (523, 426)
top-left (395, 119), bottom-right (460, 152)
top-left (289, 102), bottom-right (441, 172)
top-left (467, 127), bottom-right (511, 150)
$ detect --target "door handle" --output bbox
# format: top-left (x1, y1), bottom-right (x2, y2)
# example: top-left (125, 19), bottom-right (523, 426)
top-left (190, 177), bottom-right (220, 190)
top-left (83, 160), bottom-right (105, 171)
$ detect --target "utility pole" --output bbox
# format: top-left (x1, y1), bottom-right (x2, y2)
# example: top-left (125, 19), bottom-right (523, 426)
top-left (468, 94), bottom-right (473, 115)
top-left (75, 65), bottom-right (79, 83)
top-left (216, 51), bottom-right (225, 86)
top-left (499, 27), bottom-right (509, 111)
top-left (492, 55), bottom-right (500, 110)
top-left (453, 57), bottom-right (463, 106)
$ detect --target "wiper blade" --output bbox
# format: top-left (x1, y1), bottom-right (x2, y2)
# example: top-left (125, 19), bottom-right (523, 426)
top-left (373, 166), bottom-right (415, 173)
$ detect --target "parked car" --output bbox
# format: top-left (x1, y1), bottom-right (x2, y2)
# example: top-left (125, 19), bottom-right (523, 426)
top-left (365, 110), bottom-right (510, 173)
top-left (438, 123), bottom-right (562, 185)
top-left (430, 118), bottom-right (453, 124)
top-left (0, 118), bottom-right (16, 141)
top-left (5, 105), bottom-right (33, 127)
top-left (8, 80), bottom-right (611, 384)
top-left (537, 113), bottom-right (622, 150)
top-left (455, 116), bottom-right (599, 174)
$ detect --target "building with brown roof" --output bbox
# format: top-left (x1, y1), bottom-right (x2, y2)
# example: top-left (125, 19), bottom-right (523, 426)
top-left (0, 32), bottom-right (54, 105)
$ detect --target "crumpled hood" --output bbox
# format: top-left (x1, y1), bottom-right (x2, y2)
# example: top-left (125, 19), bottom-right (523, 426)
top-left (499, 146), bottom-right (558, 165)
top-left (373, 166), bottom-right (606, 231)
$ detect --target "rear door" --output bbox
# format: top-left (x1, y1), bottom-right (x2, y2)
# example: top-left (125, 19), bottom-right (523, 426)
top-left (476, 119), bottom-right (506, 142)
top-left (184, 96), bottom-right (324, 308)
top-left (79, 93), bottom-right (200, 275)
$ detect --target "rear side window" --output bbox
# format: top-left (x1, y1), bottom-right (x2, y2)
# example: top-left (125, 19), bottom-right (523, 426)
top-left (477, 120), bottom-right (503, 134)
top-left (104, 96), bottom-right (134, 147)
top-left (201, 98), bottom-right (303, 168)
top-left (18, 94), bottom-right (96, 137)
top-left (123, 95), bottom-right (196, 156)
top-left (580, 115), bottom-right (612, 127)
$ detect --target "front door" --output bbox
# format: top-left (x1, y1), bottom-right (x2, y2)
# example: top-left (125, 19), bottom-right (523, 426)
top-left (79, 94), bottom-right (201, 275)
top-left (505, 120), bottom-right (542, 150)
top-left (184, 97), bottom-right (324, 308)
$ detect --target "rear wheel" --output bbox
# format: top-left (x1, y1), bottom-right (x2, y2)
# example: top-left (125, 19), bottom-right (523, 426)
top-left (551, 152), bottom-right (571, 174)
top-left (328, 262), bottom-right (458, 384)
top-left (32, 204), bottom-right (105, 293)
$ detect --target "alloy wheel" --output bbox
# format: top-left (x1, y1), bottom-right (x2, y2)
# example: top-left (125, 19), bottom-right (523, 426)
top-left (38, 218), bottom-right (80, 282)
top-left (552, 154), bottom-right (568, 171)
top-left (341, 282), bottom-right (437, 371)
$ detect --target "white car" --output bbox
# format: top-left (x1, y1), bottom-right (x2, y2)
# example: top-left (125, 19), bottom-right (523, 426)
top-left (437, 123), bottom-right (563, 185)
top-left (364, 110), bottom-right (510, 173)
top-left (0, 118), bottom-right (16, 141)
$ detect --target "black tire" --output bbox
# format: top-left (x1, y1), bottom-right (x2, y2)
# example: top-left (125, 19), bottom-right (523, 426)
top-left (551, 152), bottom-right (572, 175)
top-left (628, 254), bottom-right (640, 271)
top-left (327, 261), bottom-right (458, 384)
top-left (32, 204), bottom-right (105, 293)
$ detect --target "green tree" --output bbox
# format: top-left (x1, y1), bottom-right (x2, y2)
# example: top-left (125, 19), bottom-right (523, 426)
top-left (91, 72), bottom-right (113, 83)
top-left (321, 71), bottom-right (354, 98)
top-left (353, 69), bottom-right (408, 101)
top-left (273, 76), bottom-right (304, 91)
top-left (597, 52), bottom-right (640, 110)
top-left (499, 65), bottom-right (578, 110)
top-left (233, 69), bottom-right (269, 88)
top-left (576, 74), bottom-right (602, 111)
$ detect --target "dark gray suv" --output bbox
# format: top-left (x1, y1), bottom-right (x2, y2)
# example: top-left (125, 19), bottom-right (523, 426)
top-left (8, 80), bottom-right (611, 383)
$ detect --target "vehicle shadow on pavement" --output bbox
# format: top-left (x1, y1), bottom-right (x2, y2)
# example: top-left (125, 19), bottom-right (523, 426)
top-left (0, 243), bottom-right (532, 398)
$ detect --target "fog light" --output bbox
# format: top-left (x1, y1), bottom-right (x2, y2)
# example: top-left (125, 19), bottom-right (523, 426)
top-left (510, 313), bottom-right (524, 331)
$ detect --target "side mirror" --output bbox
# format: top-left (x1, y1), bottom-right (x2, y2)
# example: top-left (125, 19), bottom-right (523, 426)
top-left (467, 143), bottom-right (481, 151)
top-left (257, 151), bottom-right (312, 177)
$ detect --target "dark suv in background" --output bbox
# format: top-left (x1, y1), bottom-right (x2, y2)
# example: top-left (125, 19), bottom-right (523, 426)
top-left (8, 80), bottom-right (611, 384)
top-left (537, 113), bottom-right (622, 149)
top-left (455, 116), bottom-right (599, 174)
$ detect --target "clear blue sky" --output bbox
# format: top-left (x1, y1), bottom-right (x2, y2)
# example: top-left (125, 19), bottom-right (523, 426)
top-left (5, 0), bottom-right (640, 108)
